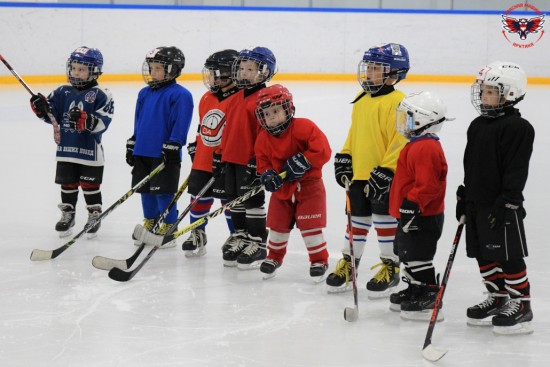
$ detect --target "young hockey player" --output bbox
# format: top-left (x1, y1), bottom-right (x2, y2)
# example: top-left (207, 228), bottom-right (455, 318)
top-left (217, 47), bottom-right (277, 269)
top-left (29, 46), bottom-right (114, 239)
top-left (327, 43), bottom-right (409, 297)
top-left (126, 46), bottom-right (193, 248)
top-left (182, 49), bottom-right (239, 257)
top-left (388, 91), bottom-right (451, 321)
top-left (457, 61), bottom-right (534, 335)
top-left (253, 84), bottom-right (332, 281)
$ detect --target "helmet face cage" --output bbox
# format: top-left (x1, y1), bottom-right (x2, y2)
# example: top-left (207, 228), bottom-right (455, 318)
top-left (255, 85), bottom-right (295, 136)
top-left (358, 43), bottom-right (409, 94)
top-left (142, 47), bottom-right (185, 88)
top-left (357, 60), bottom-right (392, 94)
top-left (232, 47), bottom-right (276, 89)
top-left (202, 49), bottom-right (238, 92)
top-left (66, 47), bottom-right (103, 88)
top-left (396, 92), bottom-right (447, 139)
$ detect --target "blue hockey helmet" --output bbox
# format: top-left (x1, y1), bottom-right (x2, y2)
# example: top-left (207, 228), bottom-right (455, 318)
top-left (66, 46), bottom-right (103, 88)
top-left (232, 46), bottom-right (277, 88)
top-left (358, 43), bottom-right (410, 94)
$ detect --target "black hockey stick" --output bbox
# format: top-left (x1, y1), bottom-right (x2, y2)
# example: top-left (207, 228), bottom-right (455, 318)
top-left (30, 163), bottom-right (165, 261)
top-left (422, 216), bottom-right (466, 362)
top-left (91, 173), bottom-right (190, 271)
top-left (0, 53), bottom-right (61, 144)
top-left (135, 172), bottom-right (287, 248)
top-left (343, 179), bottom-right (359, 322)
top-left (108, 176), bottom-right (216, 282)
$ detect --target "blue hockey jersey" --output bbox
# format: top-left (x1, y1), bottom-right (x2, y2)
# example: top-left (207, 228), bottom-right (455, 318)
top-left (46, 84), bottom-right (114, 166)
top-left (132, 83), bottom-right (194, 158)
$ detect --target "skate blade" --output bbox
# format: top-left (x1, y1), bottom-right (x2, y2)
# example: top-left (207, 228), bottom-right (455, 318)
top-left (159, 240), bottom-right (176, 249)
top-left (237, 261), bottom-right (262, 270)
top-left (310, 274), bottom-right (327, 284)
top-left (467, 317), bottom-right (494, 327)
top-left (58, 229), bottom-right (73, 238)
top-left (389, 303), bottom-right (401, 312)
top-left (184, 247), bottom-right (207, 258)
top-left (327, 284), bottom-right (352, 294)
top-left (401, 310), bottom-right (444, 322)
top-left (223, 260), bottom-right (238, 268)
top-left (262, 271), bottom-right (277, 280)
top-left (85, 232), bottom-right (98, 240)
top-left (493, 322), bottom-right (533, 335)
top-left (367, 288), bottom-right (395, 300)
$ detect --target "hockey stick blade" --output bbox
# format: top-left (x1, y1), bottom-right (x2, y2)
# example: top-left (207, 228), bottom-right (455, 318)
top-left (92, 256), bottom-right (129, 271)
top-left (422, 344), bottom-right (448, 362)
top-left (30, 249), bottom-right (54, 261)
top-left (108, 266), bottom-right (135, 282)
top-left (344, 306), bottom-right (358, 322)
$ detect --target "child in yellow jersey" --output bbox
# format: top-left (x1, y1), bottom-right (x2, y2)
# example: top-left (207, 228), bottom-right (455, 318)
top-left (327, 43), bottom-right (409, 298)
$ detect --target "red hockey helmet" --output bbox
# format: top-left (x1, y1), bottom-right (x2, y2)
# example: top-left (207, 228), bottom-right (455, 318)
top-left (255, 84), bottom-right (295, 136)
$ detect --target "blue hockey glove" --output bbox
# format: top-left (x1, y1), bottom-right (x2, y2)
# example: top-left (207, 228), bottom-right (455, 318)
top-left (283, 152), bottom-right (311, 181)
top-left (261, 170), bottom-right (284, 192)
top-left (334, 153), bottom-right (353, 188)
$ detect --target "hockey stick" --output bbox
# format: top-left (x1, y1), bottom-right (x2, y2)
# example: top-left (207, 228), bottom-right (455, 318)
top-left (30, 163), bottom-right (165, 261)
top-left (108, 176), bottom-right (216, 282)
top-left (0, 53), bottom-right (61, 144)
top-left (135, 172), bottom-right (287, 248)
top-left (91, 173), bottom-right (190, 271)
top-left (422, 215), bottom-right (466, 362)
top-left (343, 179), bottom-right (359, 322)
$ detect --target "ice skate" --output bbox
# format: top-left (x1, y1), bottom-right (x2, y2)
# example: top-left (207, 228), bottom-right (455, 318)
top-left (181, 229), bottom-right (207, 257)
top-left (55, 203), bottom-right (75, 238)
top-left (84, 204), bottom-right (102, 239)
top-left (158, 223), bottom-right (177, 248)
top-left (310, 263), bottom-right (328, 283)
top-left (400, 283), bottom-right (444, 322)
top-left (223, 237), bottom-right (247, 267)
top-left (467, 292), bottom-right (509, 326)
top-left (326, 255), bottom-right (356, 293)
top-left (492, 298), bottom-right (533, 335)
top-left (221, 231), bottom-right (246, 253)
top-left (366, 258), bottom-right (400, 299)
top-left (237, 241), bottom-right (267, 270)
top-left (134, 218), bottom-right (156, 246)
top-left (389, 277), bottom-right (413, 312)
top-left (260, 258), bottom-right (281, 280)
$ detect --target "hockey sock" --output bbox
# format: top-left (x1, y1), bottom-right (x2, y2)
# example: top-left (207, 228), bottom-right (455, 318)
top-left (501, 258), bottom-right (530, 298)
top-left (372, 213), bottom-right (398, 262)
top-left (141, 194), bottom-right (160, 220)
top-left (189, 195), bottom-right (214, 230)
top-left (404, 261), bottom-right (436, 285)
top-left (156, 194), bottom-right (178, 224)
top-left (61, 183), bottom-right (79, 207)
top-left (81, 182), bottom-right (102, 206)
top-left (220, 199), bottom-right (235, 233)
top-left (344, 215), bottom-right (371, 258)
top-left (230, 204), bottom-right (247, 232)
top-left (301, 228), bottom-right (328, 264)
top-left (245, 207), bottom-right (267, 243)
top-left (267, 230), bottom-right (290, 264)
top-left (477, 258), bottom-right (506, 294)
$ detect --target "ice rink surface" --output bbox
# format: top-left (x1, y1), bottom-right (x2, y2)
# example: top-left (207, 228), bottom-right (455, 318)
top-left (0, 80), bottom-right (549, 366)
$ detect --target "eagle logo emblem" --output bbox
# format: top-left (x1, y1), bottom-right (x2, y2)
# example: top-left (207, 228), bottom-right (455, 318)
top-left (501, 4), bottom-right (545, 48)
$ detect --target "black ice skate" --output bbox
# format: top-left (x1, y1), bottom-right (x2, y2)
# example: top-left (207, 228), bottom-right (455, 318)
top-left (492, 298), bottom-right (533, 335)
top-left (310, 263), bottom-right (328, 283)
top-left (55, 203), bottom-right (75, 238)
top-left (181, 229), bottom-right (207, 257)
top-left (84, 204), bottom-right (102, 239)
top-left (237, 242), bottom-right (267, 270)
top-left (366, 258), bottom-right (400, 299)
top-left (400, 283), bottom-right (444, 322)
top-left (260, 258), bottom-right (281, 280)
top-left (221, 231), bottom-right (247, 253)
top-left (389, 277), bottom-right (413, 312)
top-left (467, 292), bottom-right (509, 326)
top-left (223, 237), bottom-right (248, 267)
top-left (158, 223), bottom-right (177, 249)
top-left (326, 255), bottom-right (358, 293)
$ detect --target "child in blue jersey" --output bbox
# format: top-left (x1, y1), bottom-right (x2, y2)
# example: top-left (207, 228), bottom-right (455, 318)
top-left (125, 46), bottom-right (194, 248)
top-left (30, 46), bottom-right (114, 239)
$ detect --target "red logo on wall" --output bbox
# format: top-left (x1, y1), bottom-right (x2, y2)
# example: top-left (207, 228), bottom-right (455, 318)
top-left (501, 3), bottom-right (545, 48)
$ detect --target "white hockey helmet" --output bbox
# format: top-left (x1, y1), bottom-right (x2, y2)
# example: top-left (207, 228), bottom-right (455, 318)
top-left (396, 91), bottom-right (451, 139)
top-left (471, 61), bottom-right (527, 117)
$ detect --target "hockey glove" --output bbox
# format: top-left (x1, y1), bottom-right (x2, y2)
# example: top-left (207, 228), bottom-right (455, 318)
top-left (212, 150), bottom-right (225, 178)
top-left (261, 170), bottom-right (284, 192)
top-left (126, 136), bottom-right (136, 167)
top-left (162, 141), bottom-right (182, 166)
top-left (334, 153), bottom-right (353, 188)
top-left (488, 197), bottom-right (522, 230)
top-left (365, 166), bottom-right (394, 202)
top-left (187, 141), bottom-right (197, 162)
top-left (283, 152), bottom-right (311, 181)
top-left (456, 185), bottom-right (466, 222)
top-left (68, 106), bottom-right (100, 132)
top-left (30, 93), bottom-right (51, 120)
top-left (399, 199), bottom-right (421, 232)
top-left (243, 157), bottom-right (261, 187)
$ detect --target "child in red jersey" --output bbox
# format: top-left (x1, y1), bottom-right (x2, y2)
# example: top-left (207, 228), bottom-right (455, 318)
top-left (388, 91), bottom-right (452, 321)
top-left (253, 84), bottom-right (332, 281)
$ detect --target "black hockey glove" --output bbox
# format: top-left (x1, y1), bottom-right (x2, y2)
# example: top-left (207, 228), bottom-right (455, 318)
top-left (68, 106), bottom-right (100, 132)
top-left (456, 185), bottom-right (466, 222)
top-left (187, 141), bottom-right (197, 162)
top-left (126, 136), bottom-right (136, 167)
top-left (162, 141), bottom-right (182, 166)
top-left (212, 150), bottom-right (225, 178)
top-left (334, 153), bottom-right (353, 188)
top-left (283, 152), bottom-right (311, 182)
top-left (488, 197), bottom-right (522, 230)
top-left (243, 157), bottom-right (261, 187)
top-left (261, 170), bottom-right (284, 192)
top-left (365, 166), bottom-right (394, 202)
top-left (399, 199), bottom-right (421, 232)
top-left (29, 93), bottom-right (51, 120)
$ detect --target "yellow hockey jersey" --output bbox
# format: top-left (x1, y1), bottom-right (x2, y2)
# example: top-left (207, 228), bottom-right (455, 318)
top-left (341, 89), bottom-right (408, 180)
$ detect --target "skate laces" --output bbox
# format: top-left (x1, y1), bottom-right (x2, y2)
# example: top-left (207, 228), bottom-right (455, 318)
top-left (333, 257), bottom-right (352, 283)
top-left (242, 242), bottom-right (260, 256)
top-left (227, 239), bottom-right (246, 254)
top-left (498, 299), bottom-right (521, 316)
top-left (370, 260), bottom-right (395, 283)
top-left (143, 218), bottom-right (156, 231)
top-left (158, 223), bottom-right (173, 235)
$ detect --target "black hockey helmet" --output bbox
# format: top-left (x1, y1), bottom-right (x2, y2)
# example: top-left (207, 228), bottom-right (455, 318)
top-left (142, 46), bottom-right (185, 88)
top-left (202, 49), bottom-right (239, 92)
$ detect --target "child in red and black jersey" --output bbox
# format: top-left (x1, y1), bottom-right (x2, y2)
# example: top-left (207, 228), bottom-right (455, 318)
top-left (253, 84), bottom-right (332, 281)
top-left (388, 91), bottom-right (451, 320)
